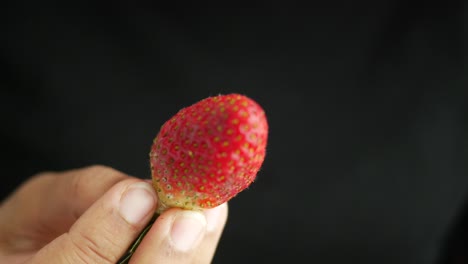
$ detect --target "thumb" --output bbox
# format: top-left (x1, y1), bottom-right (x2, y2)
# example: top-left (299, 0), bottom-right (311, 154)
top-left (29, 179), bottom-right (157, 264)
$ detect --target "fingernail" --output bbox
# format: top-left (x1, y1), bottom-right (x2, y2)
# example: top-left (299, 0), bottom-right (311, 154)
top-left (170, 211), bottom-right (206, 251)
top-left (119, 182), bottom-right (157, 225)
top-left (204, 204), bottom-right (224, 232)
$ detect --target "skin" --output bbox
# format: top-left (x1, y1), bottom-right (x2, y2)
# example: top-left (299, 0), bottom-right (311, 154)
top-left (0, 165), bottom-right (228, 264)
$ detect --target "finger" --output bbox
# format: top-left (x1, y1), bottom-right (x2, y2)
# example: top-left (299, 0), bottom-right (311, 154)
top-left (30, 179), bottom-right (158, 264)
top-left (0, 165), bottom-right (130, 251)
top-left (194, 203), bottom-right (229, 263)
top-left (130, 208), bottom-right (208, 264)
top-left (49, 165), bottom-right (131, 222)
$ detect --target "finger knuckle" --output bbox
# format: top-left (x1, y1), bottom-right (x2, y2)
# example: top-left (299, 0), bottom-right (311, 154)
top-left (68, 231), bottom-right (115, 264)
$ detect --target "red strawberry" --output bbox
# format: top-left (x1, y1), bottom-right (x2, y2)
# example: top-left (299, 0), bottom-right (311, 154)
top-left (149, 93), bottom-right (268, 213)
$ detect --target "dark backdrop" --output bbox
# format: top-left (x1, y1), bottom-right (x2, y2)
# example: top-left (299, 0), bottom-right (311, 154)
top-left (2, 2), bottom-right (468, 264)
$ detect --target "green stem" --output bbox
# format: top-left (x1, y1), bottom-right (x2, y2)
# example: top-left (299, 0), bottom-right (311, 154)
top-left (117, 213), bottom-right (159, 264)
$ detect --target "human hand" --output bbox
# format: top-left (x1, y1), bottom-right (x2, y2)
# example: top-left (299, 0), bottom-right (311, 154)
top-left (0, 165), bottom-right (228, 264)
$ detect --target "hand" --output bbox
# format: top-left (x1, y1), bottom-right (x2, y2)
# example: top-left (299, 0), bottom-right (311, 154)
top-left (0, 165), bottom-right (228, 264)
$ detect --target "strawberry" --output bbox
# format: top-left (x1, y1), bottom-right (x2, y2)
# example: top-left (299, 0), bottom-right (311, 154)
top-left (119, 93), bottom-right (268, 264)
top-left (149, 93), bottom-right (268, 213)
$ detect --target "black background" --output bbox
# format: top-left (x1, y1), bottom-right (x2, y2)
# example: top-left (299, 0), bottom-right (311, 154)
top-left (2, 2), bottom-right (468, 263)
